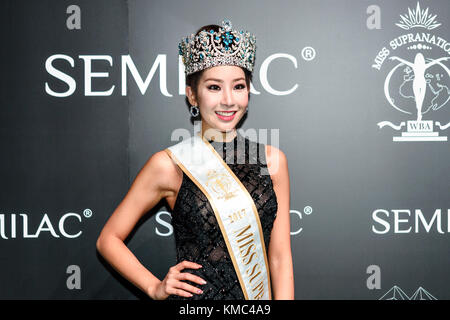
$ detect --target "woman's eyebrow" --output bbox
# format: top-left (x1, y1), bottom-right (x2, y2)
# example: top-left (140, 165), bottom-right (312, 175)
top-left (204, 77), bottom-right (245, 82)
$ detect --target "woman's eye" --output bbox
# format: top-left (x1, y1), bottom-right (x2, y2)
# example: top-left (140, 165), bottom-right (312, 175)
top-left (208, 85), bottom-right (220, 90)
top-left (235, 84), bottom-right (246, 90)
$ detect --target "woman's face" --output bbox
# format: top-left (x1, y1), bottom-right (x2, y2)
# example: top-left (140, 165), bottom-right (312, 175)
top-left (187, 65), bottom-right (249, 135)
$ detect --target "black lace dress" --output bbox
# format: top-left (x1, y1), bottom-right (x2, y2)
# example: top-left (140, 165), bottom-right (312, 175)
top-left (167, 132), bottom-right (278, 300)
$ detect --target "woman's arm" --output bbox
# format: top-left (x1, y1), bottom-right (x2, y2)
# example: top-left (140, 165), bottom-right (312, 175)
top-left (266, 144), bottom-right (294, 300)
top-left (389, 56), bottom-right (413, 68)
top-left (96, 150), bottom-right (205, 299)
top-left (425, 57), bottom-right (450, 69)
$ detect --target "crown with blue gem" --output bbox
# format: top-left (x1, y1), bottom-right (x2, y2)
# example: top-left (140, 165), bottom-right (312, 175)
top-left (178, 19), bottom-right (257, 75)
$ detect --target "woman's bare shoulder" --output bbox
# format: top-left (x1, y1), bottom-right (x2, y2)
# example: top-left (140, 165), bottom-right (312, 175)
top-left (141, 149), bottom-right (175, 171)
top-left (264, 144), bottom-right (288, 183)
top-left (265, 144), bottom-right (287, 165)
top-left (138, 149), bottom-right (182, 194)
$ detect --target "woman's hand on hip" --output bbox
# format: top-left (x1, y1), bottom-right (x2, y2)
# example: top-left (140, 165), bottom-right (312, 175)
top-left (150, 260), bottom-right (207, 300)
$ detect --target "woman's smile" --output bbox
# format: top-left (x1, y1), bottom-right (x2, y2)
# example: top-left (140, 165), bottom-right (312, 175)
top-left (215, 110), bottom-right (238, 121)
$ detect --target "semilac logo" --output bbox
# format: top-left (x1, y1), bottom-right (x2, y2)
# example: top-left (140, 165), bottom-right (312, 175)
top-left (372, 2), bottom-right (450, 142)
top-left (371, 209), bottom-right (450, 234)
top-left (0, 209), bottom-right (93, 239)
top-left (155, 207), bottom-right (314, 237)
top-left (44, 51), bottom-right (315, 98)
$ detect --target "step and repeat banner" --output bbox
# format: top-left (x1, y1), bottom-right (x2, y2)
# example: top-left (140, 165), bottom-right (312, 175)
top-left (1, 0), bottom-right (449, 300)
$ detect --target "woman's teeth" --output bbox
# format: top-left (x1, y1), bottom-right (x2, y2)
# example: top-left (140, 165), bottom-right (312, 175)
top-left (215, 110), bottom-right (237, 121)
top-left (216, 111), bottom-right (236, 116)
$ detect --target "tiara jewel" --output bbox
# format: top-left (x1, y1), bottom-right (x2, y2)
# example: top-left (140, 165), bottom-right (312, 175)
top-left (178, 19), bottom-right (257, 75)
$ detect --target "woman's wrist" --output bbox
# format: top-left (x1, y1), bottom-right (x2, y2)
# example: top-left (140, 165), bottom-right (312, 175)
top-left (146, 278), bottom-right (162, 300)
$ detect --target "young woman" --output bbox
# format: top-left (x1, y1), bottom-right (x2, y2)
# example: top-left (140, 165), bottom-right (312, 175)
top-left (96, 19), bottom-right (294, 300)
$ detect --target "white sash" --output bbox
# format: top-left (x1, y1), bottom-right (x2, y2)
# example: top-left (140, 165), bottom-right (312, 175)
top-left (164, 132), bottom-right (272, 300)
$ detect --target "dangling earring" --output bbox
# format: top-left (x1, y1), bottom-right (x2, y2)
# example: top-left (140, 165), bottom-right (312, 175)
top-left (245, 106), bottom-right (249, 113)
top-left (190, 105), bottom-right (199, 117)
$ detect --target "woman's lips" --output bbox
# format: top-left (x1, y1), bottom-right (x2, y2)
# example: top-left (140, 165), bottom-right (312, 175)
top-left (215, 111), bottom-right (237, 121)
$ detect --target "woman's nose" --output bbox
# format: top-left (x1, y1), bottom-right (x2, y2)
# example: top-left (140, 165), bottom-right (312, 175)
top-left (221, 87), bottom-right (234, 106)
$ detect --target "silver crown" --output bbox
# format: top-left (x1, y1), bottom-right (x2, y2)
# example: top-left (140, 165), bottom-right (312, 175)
top-left (178, 19), bottom-right (257, 75)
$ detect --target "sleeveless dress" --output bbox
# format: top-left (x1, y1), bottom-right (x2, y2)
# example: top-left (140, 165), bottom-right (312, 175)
top-left (167, 131), bottom-right (278, 300)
